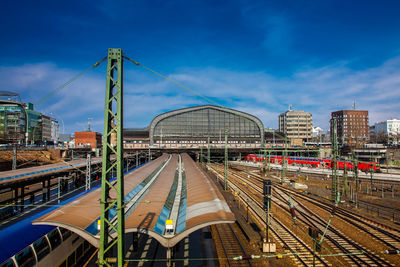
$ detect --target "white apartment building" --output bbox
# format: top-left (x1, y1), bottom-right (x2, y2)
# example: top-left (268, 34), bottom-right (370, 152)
top-left (374, 119), bottom-right (400, 134)
top-left (279, 109), bottom-right (313, 141)
top-left (374, 119), bottom-right (400, 144)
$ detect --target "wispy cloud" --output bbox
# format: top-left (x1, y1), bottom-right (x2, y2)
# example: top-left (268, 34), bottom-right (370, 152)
top-left (1, 55), bottom-right (400, 133)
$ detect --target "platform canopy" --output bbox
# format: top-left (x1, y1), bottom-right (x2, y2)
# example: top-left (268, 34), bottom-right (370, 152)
top-left (33, 153), bottom-right (235, 247)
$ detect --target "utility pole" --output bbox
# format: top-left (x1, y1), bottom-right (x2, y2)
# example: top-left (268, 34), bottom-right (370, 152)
top-left (369, 167), bottom-right (374, 195)
top-left (148, 147), bottom-right (151, 162)
top-left (99, 48), bottom-right (125, 267)
top-left (86, 153), bottom-right (92, 191)
top-left (352, 152), bottom-right (359, 208)
top-left (207, 136), bottom-right (210, 167)
top-left (224, 131), bottom-right (228, 191)
top-left (262, 180), bottom-right (275, 252)
top-left (88, 118), bottom-right (93, 131)
top-left (268, 150), bottom-right (271, 172)
top-left (160, 127), bottom-right (163, 148)
top-left (332, 118), bottom-right (340, 204)
top-left (12, 145), bottom-right (17, 170)
top-left (342, 162), bottom-right (348, 197)
top-left (281, 137), bottom-right (288, 183)
top-left (200, 146), bottom-right (203, 164)
top-left (263, 142), bottom-right (267, 174)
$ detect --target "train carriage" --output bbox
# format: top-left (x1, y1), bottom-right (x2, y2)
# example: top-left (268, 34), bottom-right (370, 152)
top-left (245, 154), bottom-right (380, 172)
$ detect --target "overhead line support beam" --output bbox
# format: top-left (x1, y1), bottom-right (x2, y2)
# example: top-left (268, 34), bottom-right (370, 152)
top-left (99, 48), bottom-right (125, 267)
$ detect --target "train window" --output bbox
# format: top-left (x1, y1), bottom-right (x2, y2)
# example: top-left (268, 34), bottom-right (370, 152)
top-left (15, 247), bottom-right (35, 267)
top-left (58, 260), bottom-right (66, 267)
top-left (47, 229), bottom-right (62, 250)
top-left (59, 227), bottom-right (71, 241)
top-left (76, 243), bottom-right (83, 259)
top-left (83, 240), bottom-right (89, 251)
top-left (33, 236), bottom-right (50, 261)
top-left (67, 252), bottom-right (75, 267)
top-left (0, 259), bottom-right (15, 267)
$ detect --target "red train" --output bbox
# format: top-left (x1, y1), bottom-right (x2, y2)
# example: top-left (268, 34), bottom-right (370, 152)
top-left (245, 154), bottom-right (380, 172)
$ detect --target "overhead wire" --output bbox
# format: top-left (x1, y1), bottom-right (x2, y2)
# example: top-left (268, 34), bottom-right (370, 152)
top-left (123, 56), bottom-right (223, 108)
top-left (123, 55), bottom-right (291, 154)
top-left (36, 56), bottom-right (107, 106)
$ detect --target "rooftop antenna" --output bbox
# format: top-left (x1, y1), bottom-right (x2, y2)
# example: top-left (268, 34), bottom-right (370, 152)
top-left (289, 104), bottom-right (292, 111)
top-left (352, 100), bottom-right (356, 110)
top-left (88, 118), bottom-right (92, 132)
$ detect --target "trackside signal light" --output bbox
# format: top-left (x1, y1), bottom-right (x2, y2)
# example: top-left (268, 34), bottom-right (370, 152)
top-left (263, 180), bottom-right (272, 195)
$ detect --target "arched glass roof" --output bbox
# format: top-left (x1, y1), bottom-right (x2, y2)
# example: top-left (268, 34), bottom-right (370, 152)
top-left (149, 105), bottom-right (264, 145)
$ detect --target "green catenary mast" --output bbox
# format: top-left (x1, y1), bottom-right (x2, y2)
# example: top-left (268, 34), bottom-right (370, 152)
top-left (332, 117), bottom-right (340, 204)
top-left (99, 48), bottom-right (125, 267)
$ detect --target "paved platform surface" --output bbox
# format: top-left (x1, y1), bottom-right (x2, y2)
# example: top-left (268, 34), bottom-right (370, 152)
top-left (34, 153), bottom-right (235, 248)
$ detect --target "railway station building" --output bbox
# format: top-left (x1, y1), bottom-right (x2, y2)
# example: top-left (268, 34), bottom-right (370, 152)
top-left (124, 105), bottom-right (265, 148)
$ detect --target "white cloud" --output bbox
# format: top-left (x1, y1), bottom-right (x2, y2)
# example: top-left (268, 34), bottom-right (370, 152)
top-left (1, 55), bottom-right (400, 133)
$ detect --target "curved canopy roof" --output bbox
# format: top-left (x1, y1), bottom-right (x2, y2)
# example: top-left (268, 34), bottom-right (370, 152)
top-left (33, 153), bottom-right (235, 248)
top-left (149, 105), bottom-right (264, 145)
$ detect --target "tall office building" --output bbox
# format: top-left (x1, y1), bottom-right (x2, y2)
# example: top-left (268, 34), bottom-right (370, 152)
top-left (278, 109), bottom-right (313, 142)
top-left (41, 115), bottom-right (52, 142)
top-left (330, 110), bottom-right (369, 146)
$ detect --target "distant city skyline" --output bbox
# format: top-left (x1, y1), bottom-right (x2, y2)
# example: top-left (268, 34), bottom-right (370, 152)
top-left (1, 1), bottom-right (400, 133)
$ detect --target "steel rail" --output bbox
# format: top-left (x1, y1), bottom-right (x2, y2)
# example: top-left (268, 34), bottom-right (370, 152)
top-left (209, 164), bottom-right (329, 266)
top-left (273, 190), bottom-right (369, 266)
top-left (274, 187), bottom-right (393, 266)
top-left (215, 224), bottom-right (233, 267)
top-left (277, 184), bottom-right (400, 249)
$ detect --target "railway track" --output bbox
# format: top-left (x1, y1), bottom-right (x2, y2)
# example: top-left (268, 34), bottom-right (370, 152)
top-left (209, 164), bottom-right (330, 266)
top-left (274, 187), bottom-right (391, 266)
top-left (212, 223), bottom-right (253, 267)
top-left (278, 185), bottom-right (400, 251)
top-left (236, 167), bottom-right (400, 266)
top-left (219, 166), bottom-right (400, 266)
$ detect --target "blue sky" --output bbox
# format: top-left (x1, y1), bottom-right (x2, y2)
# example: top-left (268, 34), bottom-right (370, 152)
top-left (1, 0), bottom-right (400, 133)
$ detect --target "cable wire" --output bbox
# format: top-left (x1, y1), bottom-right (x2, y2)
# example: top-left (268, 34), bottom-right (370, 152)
top-left (123, 56), bottom-right (222, 107)
top-left (36, 56), bottom-right (107, 106)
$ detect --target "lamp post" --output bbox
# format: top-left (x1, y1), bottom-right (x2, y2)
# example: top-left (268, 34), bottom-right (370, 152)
top-left (58, 176), bottom-right (69, 203)
top-left (369, 167), bottom-right (374, 195)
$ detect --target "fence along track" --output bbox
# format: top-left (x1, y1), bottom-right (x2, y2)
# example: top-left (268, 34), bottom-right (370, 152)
top-left (212, 223), bottom-right (253, 267)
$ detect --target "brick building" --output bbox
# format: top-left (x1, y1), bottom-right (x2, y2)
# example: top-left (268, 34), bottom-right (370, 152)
top-left (75, 131), bottom-right (102, 148)
top-left (330, 110), bottom-right (369, 146)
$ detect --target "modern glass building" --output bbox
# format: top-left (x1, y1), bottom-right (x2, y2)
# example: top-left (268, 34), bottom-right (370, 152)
top-left (26, 106), bottom-right (42, 143)
top-left (148, 105), bottom-right (264, 147)
top-left (0, 99), bottom-right (54, 144)
top-left (0, 101), bottom-right (27, 144)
